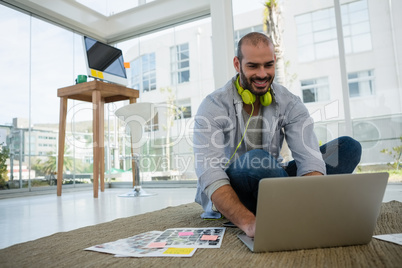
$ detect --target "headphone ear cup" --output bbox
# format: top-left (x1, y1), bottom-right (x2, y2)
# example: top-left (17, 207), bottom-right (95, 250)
top-left (241, 90), bottom-right (256, 105)
top-left (260, 90), bottom-right (272, 106)
top-left (236, 76), bottom-right (256, 105)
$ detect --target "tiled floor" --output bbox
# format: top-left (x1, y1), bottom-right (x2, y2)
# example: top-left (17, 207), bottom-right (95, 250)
top-left (0, 184), bottom-right (401, 250)
top-left (0, 187), bottom-right (197, 250)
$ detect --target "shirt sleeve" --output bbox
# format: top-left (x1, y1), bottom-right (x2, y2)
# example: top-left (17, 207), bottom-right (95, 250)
top-left (204, 179), bottom-right (230, 199)
top-left (193, 97), bottom-right (234, 192)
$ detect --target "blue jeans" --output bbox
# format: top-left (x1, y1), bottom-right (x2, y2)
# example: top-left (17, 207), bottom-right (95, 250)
top-left (225, 136), bottom-right (362, 214)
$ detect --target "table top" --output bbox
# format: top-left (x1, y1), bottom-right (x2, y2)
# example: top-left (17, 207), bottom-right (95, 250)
top-left (57, 80), bottom-right (139, 103)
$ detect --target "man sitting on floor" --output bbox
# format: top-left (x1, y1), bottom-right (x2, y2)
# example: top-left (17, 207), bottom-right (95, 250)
top-left (193, 32), bottom-right (362, 237)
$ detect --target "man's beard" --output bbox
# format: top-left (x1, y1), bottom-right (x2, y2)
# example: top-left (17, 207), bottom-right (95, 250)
top-left (239, 68), bottom-right (274, 97)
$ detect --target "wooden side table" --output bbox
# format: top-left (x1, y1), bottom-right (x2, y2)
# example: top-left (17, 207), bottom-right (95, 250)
top-left (57, 80), bottom-right (139, 197)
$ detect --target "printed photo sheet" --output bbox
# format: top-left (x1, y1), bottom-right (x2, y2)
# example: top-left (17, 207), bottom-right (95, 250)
top-left (147, 227), bottom-right (226, 248)
top-left (85, 231), bottom-right (196, 257)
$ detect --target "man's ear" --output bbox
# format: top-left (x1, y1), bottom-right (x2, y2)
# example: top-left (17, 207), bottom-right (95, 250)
top-left (233, 56), bottom-right (241, 73)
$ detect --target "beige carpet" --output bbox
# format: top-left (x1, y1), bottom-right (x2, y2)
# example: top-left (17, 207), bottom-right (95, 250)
top-left (1, 201), bottom-right (401, 268)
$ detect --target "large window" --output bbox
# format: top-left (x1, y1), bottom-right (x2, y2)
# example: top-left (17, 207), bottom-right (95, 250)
top-left (131, 53), bottom-right (156, 92)
top-left (0, 4), bottom-right (93, 191)
top-left (170, 43), bottom-right (190, 84)
top-left (116, 18), bottom-right (213, 182)
top-left (348, 70), bottom-right (374, 98)
top-left (295, 0), bottom-right (371, 62)
top-left (1, 0), bottom-right (401, 193)
top-left (301, 77), bottom-right (330, 103)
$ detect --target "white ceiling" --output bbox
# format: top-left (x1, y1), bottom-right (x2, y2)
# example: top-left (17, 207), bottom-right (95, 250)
top-left (1, 0), bottom-right (211, 43)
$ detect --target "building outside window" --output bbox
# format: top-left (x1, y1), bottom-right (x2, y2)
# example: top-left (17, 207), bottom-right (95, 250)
top-left (300, 77), bottom-right (330, 103)
top-left (348, 70), bottom-right (374, 97)
top-left (295, 0), bottom-right (371, 62)
top-left (130, 53), bottom-right (156, 92)
top-left (170, 43), bottom-right (190, 84)
top-left (341, 0), bottom-right (372, 54)
top-left (234, 25), bottom-right (264, 53)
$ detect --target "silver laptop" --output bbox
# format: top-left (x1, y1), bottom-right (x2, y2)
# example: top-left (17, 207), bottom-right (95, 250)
top-left (238, 173), bottom-right (389, 252)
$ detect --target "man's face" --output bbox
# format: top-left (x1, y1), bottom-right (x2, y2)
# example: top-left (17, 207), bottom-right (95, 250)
top-left (234, 42), bottom-right (276, 97)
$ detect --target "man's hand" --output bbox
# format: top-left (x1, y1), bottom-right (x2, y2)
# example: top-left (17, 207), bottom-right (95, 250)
top-left (211, 185), bottom-right (256, 237)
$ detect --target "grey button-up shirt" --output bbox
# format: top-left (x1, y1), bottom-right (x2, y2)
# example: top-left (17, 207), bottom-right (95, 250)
top-left (193, 75), bottom-right (326, 218)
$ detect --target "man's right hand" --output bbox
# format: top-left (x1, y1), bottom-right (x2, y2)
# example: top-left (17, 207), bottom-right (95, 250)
top-left (211, 184), bottom-right (256, 237)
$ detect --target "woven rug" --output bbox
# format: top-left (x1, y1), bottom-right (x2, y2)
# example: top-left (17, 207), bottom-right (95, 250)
top-left (1, 201), bottom-right (401, 268)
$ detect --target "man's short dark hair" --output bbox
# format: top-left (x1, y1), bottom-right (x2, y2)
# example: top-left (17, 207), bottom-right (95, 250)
top-left (237, 32), bottom-right (273, 63)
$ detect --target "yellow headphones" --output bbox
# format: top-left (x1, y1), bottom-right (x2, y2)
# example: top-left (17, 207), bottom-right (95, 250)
top-left (235, 76), bottom-right (272, 106)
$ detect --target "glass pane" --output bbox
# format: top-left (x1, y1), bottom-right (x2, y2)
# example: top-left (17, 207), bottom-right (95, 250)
top-left (295, 13), bottom-right (311, 24)
top-left (353, 122), bottom-right (380, 149)
top-left (180, 70), bottom-right (190, 83)
top-left (313, 17), bottom-right (332, 32)
top-left (349, 82), bottom-right (359, 97)
top-left (359, 80), bottom-right (373, 96)
top-left (298, 33), bottom-right (314, 46)
top-left (0, 7), bottom-right (30, 126)
top-left (180, 43), bottom-right (189, 51)
top-left (351, 22), bottom-right (370, 35)
top-left (314, 28), bottom-right (336, 43)
top-left (343, 36), bottom-right (352, 54)
top-left (232, 0), bottom-right (400, 182)
top-left (0, 6), bottom-right (30, 191)
top-left (297, 23), bottom-right (313, 36)
top-left (349, 10), bottom-right (368, 24)
top-left (1, 0), bottom-right (400, 193)
top-left (180, 61), bottom-right (189, 69)
top-left (180, 51), bottom-right (189, 60)
top-left (315, 40), bottom-right (334, 59)
top-left (111, 17), bottom-right (211, 183)
top-left (298, 45), bottom-right (315, 62)
top-left (301, 80), bottom-right (315, 86)
top-left (303, 89), bottom-right (316, 103)
top-left (348, 73), bottom-right (358, 79)
top-left (317, 85), bottom-right (330, 101)
top-left (343, 25), bottom-right (350, 36)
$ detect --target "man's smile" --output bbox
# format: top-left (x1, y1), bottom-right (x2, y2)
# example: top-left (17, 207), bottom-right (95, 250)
top-left (252, 79), bottom-right (268, 89)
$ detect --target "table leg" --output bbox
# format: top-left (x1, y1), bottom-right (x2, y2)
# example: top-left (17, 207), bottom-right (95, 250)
top-left (57, 97), bottom-right (67, 196)
top-left (129, 98), bottom-right (137, 187)
top-left (92, 91), bottom-right (101, 198)
top-left (100, 98), bottom-right (105, 192)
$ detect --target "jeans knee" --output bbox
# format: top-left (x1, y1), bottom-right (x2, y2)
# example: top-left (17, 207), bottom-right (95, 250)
top-left (340, 136), bottom-right (362, 156)
top-left (338, 136), bottom-right (362, 166)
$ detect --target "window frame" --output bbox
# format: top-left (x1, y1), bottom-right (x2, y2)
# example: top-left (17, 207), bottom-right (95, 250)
top-left (295, 0), bottom-right (371, 62)
top-left (300, 77), bottom-right (330, 103)
top-left (170, 43), bottom-right (190, 84)
top-left (130, 52), bottom-right (156, 92)
top-left (348, 69), bottom-right (375, 98)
